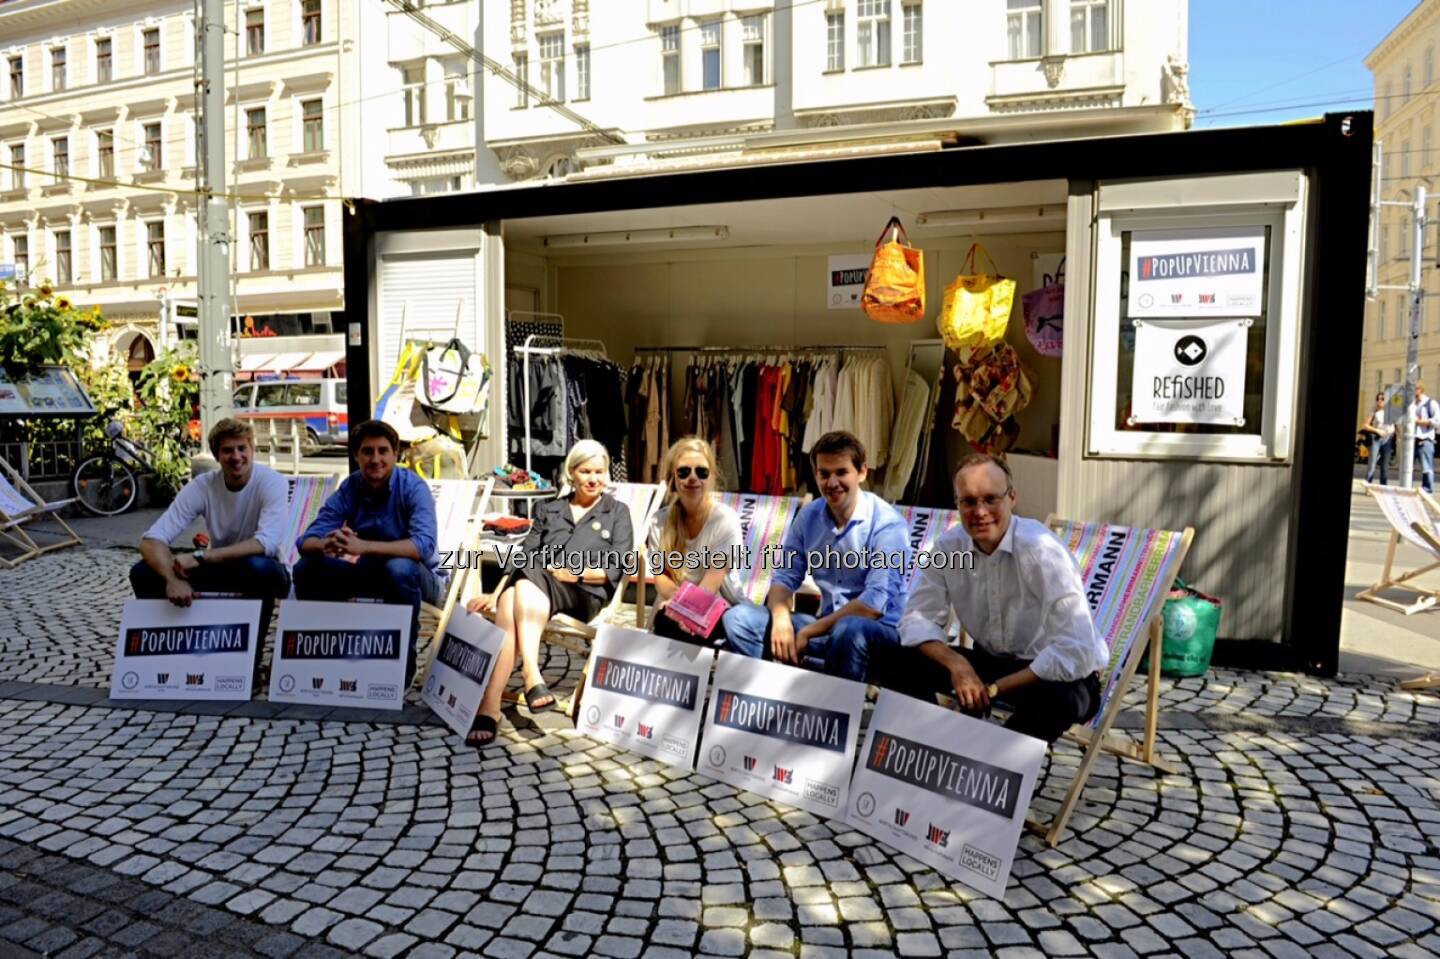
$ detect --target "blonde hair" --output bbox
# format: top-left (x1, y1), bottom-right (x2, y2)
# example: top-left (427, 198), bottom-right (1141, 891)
top-left (659, 436), bottom-right (718, 567)
top-left (560, 439), bottom-right (610, 495)
top-left (208, 417), bottom-right (255, 456)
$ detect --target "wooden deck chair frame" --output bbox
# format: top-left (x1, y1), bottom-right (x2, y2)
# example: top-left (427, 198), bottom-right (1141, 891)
top-left (421, 476), bottom-right (497, 647)
top-left (0, 457), bottom-right (83, 568)
top-left (1356, 483), bottom-right (1440, 615)
top-left (1024, 515), bottom-right (1194, 848)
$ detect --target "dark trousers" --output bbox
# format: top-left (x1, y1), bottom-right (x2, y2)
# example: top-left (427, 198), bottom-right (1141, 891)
top-left (871, 642), bottom-right (1101, 745)
top-left (130, 556), bottom-right (290, 686)
top-left (651, 605), bottom-right (729, 646)
top-left (292, 554), bottom-right (440, 686)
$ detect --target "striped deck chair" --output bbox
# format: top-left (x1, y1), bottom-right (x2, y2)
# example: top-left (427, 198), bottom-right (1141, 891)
top-left (1028, 515), bottom-right (1194, 847)
top-left (1357, 483), bottom-right (1440, 615)
top-left (0, 457), bottom-right (82, 568)
top-left (281, 475), bottom-right (339, 569)
top-left (892, 504), bottom-right (962, 596)
top-left (714, 492), bottom-right (808, 606)
top-left (418, 477), bottom-right (495, 647)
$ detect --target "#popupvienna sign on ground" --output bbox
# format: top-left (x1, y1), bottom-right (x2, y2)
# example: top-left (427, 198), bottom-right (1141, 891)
top-left (846, 691), bottom-right (1046, 899)
top-left (110, 599), bottom-right (262, 700)
top-left (423, 608), bottom-right (506, 737)
top-left (699, 652), bottom-right (866, 818)
top-left (269, 600), bottom-right (411, 710)
top-left (578, 625), bottom-right (715, 771)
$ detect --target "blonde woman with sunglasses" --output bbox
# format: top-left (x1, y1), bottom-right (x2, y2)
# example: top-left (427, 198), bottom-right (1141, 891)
top-left (647, 436), bottom-right (744, 643)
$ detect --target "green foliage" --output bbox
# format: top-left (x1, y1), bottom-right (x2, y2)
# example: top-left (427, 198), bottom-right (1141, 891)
top-left (131, 344), bottom-right (201, 496)
top-left (74, 360), bottom-right (136, 452)
top-left (0, 281), bottom-right (105, 376)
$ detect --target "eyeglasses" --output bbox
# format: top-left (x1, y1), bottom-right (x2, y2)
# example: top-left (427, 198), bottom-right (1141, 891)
top-left (958, 490), bottom-right (1012, 511)
top-left (675, 466), bottom-right (710, 481)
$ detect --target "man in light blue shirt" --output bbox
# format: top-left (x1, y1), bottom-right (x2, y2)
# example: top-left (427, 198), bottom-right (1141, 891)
top-left (295, 419), bottom-right (439, 685)
top-left (722, 431), bottom-right (911, 682)
top-left (1414, 382), bottom-right (1438, 494)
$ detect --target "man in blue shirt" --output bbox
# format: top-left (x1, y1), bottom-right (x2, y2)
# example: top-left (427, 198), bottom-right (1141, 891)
top-left (721, 431), bottom-right (911, 682)
top-left (295, 419), bottom-right (440, 685)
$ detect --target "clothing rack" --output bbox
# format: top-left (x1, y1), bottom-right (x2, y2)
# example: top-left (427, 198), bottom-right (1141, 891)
top-left (513, 333), bottom-right (609, 474)
top-left (633, 344), bottom-right (887, 355)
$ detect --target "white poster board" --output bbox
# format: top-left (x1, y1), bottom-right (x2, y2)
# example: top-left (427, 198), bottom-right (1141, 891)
top-left (827, 254), bottom-right (871, 310)
top-left (1130, 319), bottom-right (1249, 426)
top-left (110, 599), bottom-right (262, 701)
top-left (269, 600), bottom-right (411, 710)
top-left (698, 652), bottom-right (865, 818)
top-left (422, 608), bottom-right (506, 737)
top-left (577, 625), bottom-right (715, 771)
top-left (1128, 226), bottom-right (1265, 318)
top-left (846, 691), bottom-right (1047, 899)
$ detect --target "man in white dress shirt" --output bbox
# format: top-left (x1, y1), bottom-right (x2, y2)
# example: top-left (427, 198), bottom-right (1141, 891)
top-left (876, 453), bottom-right (1105, 744)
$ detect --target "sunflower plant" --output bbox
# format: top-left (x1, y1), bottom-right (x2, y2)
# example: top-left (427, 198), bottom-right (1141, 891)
top-left (0, 280), bottom-right (106, 376)
top-left (132, 343), bottom-right (201, 495)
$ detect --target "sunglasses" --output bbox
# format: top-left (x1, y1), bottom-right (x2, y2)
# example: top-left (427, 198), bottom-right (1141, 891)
top-left (675, 466), bottom-right (710, 481)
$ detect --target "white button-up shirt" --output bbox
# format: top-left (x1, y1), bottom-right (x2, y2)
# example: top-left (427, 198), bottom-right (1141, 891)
top-left (898, 517), bottom-right (1107, 683)
top-left (1414, 396), bottom-right (1439, 442)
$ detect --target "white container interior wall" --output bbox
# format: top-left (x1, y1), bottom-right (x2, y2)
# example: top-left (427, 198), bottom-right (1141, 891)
top-left (501, 181), bottom-right (1067, 507)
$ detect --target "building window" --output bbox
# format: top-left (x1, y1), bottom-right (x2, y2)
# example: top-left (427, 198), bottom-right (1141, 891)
top-left (574, 43), bottom-right (590, 100)
top-left (51, 47), bottom-right (66, 91)
top-left (96, 38), bottom-right (112, 83)
top-left (55, 230), bottom-right (71, 285)
top-left (302, 0), bottom-right (322, 46)
top-left (1427, 128), bottom-right (1435, 185)
top-left (661, 25), bottom-right (680, 95)
top-left (901, 2), bottom-right (921, 63)
top-left (246, 9), bottom-right (265, 56)
top-left (147, 221), bottom-right (165, 277)
top-left (857, 0), bottom-right (891, 68)
top-left (538, 33), bottom-right (565, 102)
top-left (1008, 0), bottom-right (1043, 59)
top-left (446, 68), bottom-right (472, 120)
top-left (514, 53), bottom-right (528, 107)
top-left (143, 28), bottom-right (160, 75)
top-left (302, 99), bottom-right (323, 152)
top-left (1428, 47), bottom-right (1436, 88)
top-left (9, 144), bottom-right (23, 188)
top-left (1405, 63), bottom-right (1413, 102)
top-left (14, 236), bottom-right (27, 281)
top-left (701, 20), bottom-right (722, 90)
top-left (1070, 0), bottom-right (1109, 54)
top-left (826, 13), bottom-right (845, 71)
top-left (52, 136), bottom-right (68, 178)
top-left (99, 226), bottom-right (116, 281)
top-left (142, 122), bottom-right (162, 170)
top-left (8, 56), bottom-right (21, 98)
top-left (248, 211), bottom-right (269, 271)
top-left (403, 66), bottom-right (427, 124)
top-left (97, 130), bottom-right (114, 178)
top-left (246, 108), bottom-right (267, 158)
top-left (742, 15), bottom-right (765, 85)
top-left (304, 206), bottom-right (324, 266)
top-left (1404, 140), bottom-right (1412, 181)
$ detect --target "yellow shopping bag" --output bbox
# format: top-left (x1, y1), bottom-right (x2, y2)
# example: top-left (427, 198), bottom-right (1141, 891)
top-left (937, 243), bottom-right (1016, 352)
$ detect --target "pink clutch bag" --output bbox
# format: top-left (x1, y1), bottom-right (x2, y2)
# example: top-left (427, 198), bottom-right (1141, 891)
top-left (662, 582), bottom-right (730, 639)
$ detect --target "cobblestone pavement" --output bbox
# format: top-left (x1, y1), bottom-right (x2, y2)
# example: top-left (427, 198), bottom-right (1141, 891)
top-left (1, 549), bottom-right (1439, 957)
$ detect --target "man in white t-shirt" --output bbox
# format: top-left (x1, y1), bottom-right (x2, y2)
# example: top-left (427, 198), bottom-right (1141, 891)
top-left (130, 418), bottom-right (290, 640)
top-left (1414, 383), bottom-right (1438, 494)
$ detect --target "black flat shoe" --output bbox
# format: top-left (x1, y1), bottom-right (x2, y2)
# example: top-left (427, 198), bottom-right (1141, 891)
top-left (466, 713), bottom-right (499, 748)
top-left (524, 683), bottom-right (556, 713)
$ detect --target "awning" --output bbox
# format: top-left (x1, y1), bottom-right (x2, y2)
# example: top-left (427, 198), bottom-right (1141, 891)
top-left (238, 354), bottom-right (272, 372)
top-left (291, 350), bottom-right (344, 372)
top-left (257, 352), bottom-right (311, 372)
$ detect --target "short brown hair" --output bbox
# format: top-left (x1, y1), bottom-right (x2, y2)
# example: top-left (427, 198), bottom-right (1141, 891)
top-left (349, 419), bottom-right (400, 456)
top-left (954, 452), bottom-right (1013, 490)
top-left (208, 417), bottom-right (254, 456)
top-left (810, 430), bottom-right (866, 471)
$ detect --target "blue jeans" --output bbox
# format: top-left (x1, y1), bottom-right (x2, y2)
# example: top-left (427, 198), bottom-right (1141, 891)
top-left (721, 602), bottom-right (901, 682)
top-left (293, 554), bottom-right (440, 684)
top-left (1367, 436), bottom-right (1393, 485)
top-left (1420, 438), bottom-right (1436, 493)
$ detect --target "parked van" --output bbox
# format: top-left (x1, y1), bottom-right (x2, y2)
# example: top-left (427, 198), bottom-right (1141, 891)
top-left (232, 378), bottom-right (348, 454)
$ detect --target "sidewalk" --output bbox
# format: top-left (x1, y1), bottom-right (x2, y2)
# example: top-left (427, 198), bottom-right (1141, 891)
top-left (1, 503), bottom-right (1438, 957)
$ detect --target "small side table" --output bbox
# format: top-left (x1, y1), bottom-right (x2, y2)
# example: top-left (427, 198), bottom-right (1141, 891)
top-left (488, 485), bottom-right (558, 519)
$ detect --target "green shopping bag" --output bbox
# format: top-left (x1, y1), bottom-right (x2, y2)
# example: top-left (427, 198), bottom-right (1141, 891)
top-left (1141, 579), bottom-right (1222, 678)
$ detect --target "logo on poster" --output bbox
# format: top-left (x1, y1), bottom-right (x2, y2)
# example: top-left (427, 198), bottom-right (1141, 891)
top-left (122, 671), bottom-right (139, 690)
top-left (637, 724), bottom-right (654, 740)
top-left (279, 674), bottom-right (296, 693)
top-left (592, 656), bottom-right (698, 709)
top-left (927, 824), bottom-right (951, 848)
top-left (854, 792), bottom-right (877, 818)
top-left (713, 690), bottom-right (849, 752)
top-left (339, 679), bottom-right (357, 693)
top-left (961, 843), bottom-right (1002, 881)
top-left (1174, 335), bottom-right (1207, 366)
top-left (437, 635), bottom-right (494, 685)
top-left (1137, 247), bottom-right (1256, 281)
top-left (126, 624), bottom-right (250, 656)
top-left (185, 673), bottom-right (204, 686)
top-left (613, 714), bottom-right (626, 729)
top-left (311, 676), bottom-right (325, 690)
top-left (743, 756), bottom-right (758, 771)
top-left (773, 765), bottom-right (793, 785)
top-left (281, 629), bottom-right (401, 660)
top-left (586, 705), bottom-right (601, 726)
top-left (156, 672), bottom-right (170, 684)
top-left (894, 808), bottom-right (911, 827)
top-left (804, 779), bottom-right (840, 807)
top-left (866, 730), bottom-right (1024, 819)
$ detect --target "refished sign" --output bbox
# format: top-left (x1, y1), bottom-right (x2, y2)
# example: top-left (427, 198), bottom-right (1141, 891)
top-left (846, 691), bottom-right (1046, 899)
top-left (1128, 226), bottom-right (1265, 318)
top-left (578, 625), bottom-right (715, 770)
top-left (110, 599), bottom-right (262, 701)
top-left (1130, 318), bottom-right (1249, 426)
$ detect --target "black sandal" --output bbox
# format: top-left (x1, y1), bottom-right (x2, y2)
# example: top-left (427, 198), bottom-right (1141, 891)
top-left (467, 713), bottom-right (499, 748)
top-left (524, 683), bottom-right (556, 713)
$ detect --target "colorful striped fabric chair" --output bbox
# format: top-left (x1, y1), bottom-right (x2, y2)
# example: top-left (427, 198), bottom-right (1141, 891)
top-left (1030, 515), bottom-right (1194, 847)
top-left (713, 492), bottom-right (808, 606)
top-left (891, 504), bottom-right (962, 595)
top-left (280, 474), bottom-right (339, 569)
top-left (419, 477), bottom-right (495, 647)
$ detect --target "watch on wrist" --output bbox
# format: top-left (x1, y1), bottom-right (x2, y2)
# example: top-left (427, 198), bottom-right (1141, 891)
top-left (193, 549), bottom-right (206, 564)
top-left (986, 682), bottom-right (1000, 699)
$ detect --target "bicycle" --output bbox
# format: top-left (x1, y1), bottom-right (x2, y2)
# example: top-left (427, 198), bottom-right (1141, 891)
top-left (73, 420), bottom-right (157, 516)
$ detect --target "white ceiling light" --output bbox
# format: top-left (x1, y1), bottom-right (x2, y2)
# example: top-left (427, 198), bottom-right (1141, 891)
top-left (542, 225), bottom-right (730, 249)
top-left (914, 205), bottom-right (1065, 230)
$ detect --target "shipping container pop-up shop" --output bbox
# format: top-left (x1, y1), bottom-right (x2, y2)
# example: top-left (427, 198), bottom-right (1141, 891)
top-left (342, 113), bottom-right (1372, 676)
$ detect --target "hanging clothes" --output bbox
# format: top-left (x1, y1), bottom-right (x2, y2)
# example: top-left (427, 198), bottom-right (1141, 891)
top-left (627, 354), bottom-right (671, 483)
top-left (507, 353), bottom-right (567, 460)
